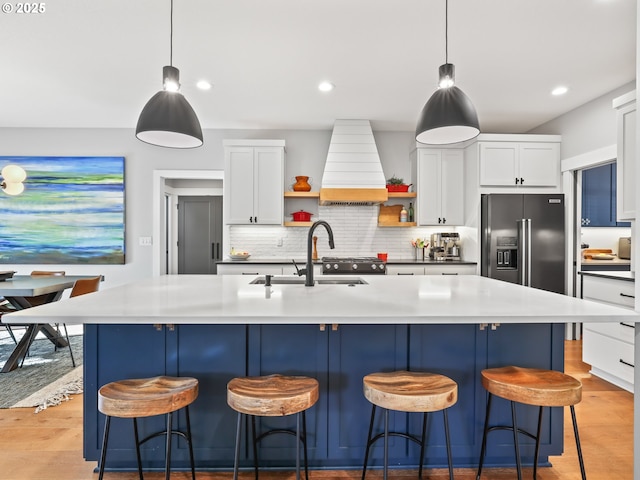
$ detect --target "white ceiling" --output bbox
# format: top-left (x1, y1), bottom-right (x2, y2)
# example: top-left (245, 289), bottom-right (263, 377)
top-left (0, 0), bottom-right (636, 134)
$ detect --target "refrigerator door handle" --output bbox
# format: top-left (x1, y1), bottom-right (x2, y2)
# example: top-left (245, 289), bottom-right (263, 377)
top-left (526, 219), bottom-right (532, 287)
top-left (518, 219), bottom-right (526, 286)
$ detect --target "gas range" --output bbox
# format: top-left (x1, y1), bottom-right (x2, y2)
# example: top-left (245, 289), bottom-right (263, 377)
top-left (322, 257), bottom-right (386, 275)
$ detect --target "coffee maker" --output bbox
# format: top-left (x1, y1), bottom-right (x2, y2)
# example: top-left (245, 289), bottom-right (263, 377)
top-left (429, 233), bottom-right (461, 261)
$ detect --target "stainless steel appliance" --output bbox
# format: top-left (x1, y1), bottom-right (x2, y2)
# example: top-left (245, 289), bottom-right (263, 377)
top-left (481, 194), bottom-right (565, 294)
top-left (322, 257), bottom-right (386, 274)
top-left (429, 232), bottom-right (461, 261)
top-left (619, 237), bottom-right (631, 260)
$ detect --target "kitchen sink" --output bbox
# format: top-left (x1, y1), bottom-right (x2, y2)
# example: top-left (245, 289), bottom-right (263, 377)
top-left (250, 276), bottom-right (367, 285)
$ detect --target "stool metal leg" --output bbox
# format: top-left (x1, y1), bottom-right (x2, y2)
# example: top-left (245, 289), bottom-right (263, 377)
top-left (511, 401), bottom-right (523, 480)
top-left (185, 406), bottom-right (196, 480)
top-left (233, 412), bottom-right (242, 480)
top-left (295, 412), bottom-right (301, 480)
top-left (362, 404), bottom-right (377, 480)
top-left (133, 418), bottom-right (144, 480)
top-left (302, 410), bottom-right (310, 480)
top-left (97, 416), bottom-right (112, 480)
top-left (165, 412), bottom-right (173, 480)
top-left (571, 405), bottom-right (587, 480)
top-left (476, 392), bottom-right (493, 480)
top-left (251, 415), bottom-right (259, 480)
top-left (443, 409), bottom-right (454, 480)
top-left (533, 406), bottom-right (544, 480)
top-left (383, 408), bottom-right (389, 480)
top-left (417, 412), bottom-right (427, 480)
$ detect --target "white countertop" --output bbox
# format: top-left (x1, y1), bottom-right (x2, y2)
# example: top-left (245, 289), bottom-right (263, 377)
top-left (4, 274), bottom-right (637, 325)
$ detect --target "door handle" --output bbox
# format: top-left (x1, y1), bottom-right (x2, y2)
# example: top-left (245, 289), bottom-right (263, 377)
top-left (216, 242), bottom-right (220, 259)
top-left (620, 322), bottom-right (635, 329)
top-left (211, 243), bottom-right (215, 259)
top-left (620, 359), bottom-right (635, 368)
top-left (620, 293), bottom-right (635, 299)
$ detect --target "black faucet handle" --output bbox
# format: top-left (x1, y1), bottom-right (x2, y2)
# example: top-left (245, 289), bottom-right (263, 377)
top-left (292, 259), bottom-right (306, 277)
top-left (264, 274), bottom-right (272, 287)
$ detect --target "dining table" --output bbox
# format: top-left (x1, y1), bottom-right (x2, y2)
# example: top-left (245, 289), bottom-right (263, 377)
top-left (0, 274), bottom-right (100, 372)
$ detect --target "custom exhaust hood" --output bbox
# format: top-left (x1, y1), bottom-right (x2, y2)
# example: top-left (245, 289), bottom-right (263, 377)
top-left (319, 120), bottom-right (389, 206)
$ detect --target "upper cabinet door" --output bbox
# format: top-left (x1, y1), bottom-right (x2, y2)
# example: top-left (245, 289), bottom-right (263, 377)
top-left (479, 143), bottom-right (518, 186)
top-left (518, 143), bottom-right (560, 187)
top-left (226, 147), bottom-right (256, 224)
top-left (616, 101), bottom-right (636, 221)
top-left (253, 147), bottom-right (284, 225)
top-left (440, 150), bottom-right (464, 225)
top-left (417, 149), bottom-right (442, 225)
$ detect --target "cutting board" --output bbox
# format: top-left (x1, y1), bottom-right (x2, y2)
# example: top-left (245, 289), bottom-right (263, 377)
top-left (583, 248), bottom-right (614, 260)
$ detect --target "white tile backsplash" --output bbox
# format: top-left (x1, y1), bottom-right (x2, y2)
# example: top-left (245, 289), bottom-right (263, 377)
top-left (229, 205), bottom-right (463, 260)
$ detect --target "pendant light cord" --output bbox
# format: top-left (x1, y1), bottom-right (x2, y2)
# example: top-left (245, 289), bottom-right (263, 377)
top-left (169, 0), bottom-right (174, 66)
top-left (445, 0), bottom-right (448, 64)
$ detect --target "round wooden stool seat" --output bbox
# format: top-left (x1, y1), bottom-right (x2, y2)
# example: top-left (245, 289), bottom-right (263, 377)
top-left (363, 370), bottom-right (458, 412)
top-left (98, 375), bottom-right (199, 418)
top-left (227, 373), bottom-right (319, 417)
top-left (481, 366), bottom-right (582, 407)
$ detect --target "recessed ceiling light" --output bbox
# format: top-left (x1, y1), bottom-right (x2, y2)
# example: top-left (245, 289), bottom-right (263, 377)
top-left (551, 86), bottom-right (568, 96)
top-left (197, 80), bottom-right (212, 90)
top-left (318, 81), bottom-right (335, 92)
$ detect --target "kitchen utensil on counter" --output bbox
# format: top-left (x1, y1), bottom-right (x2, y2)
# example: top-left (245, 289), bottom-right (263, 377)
top-left (312, 236), bottom-right (318, 260)
top-left (582, 248), bottom-right (614, 259)
top-left (619, 237), bottom-right (631, 260)
top-left (292, 176), bottom-right (312, 192)
top-left (377, 253), bottom-right (388, 262)
top-left (229, 248), bottom-right (251, 260)
top-left (291, 210), bottom-right (314, 222)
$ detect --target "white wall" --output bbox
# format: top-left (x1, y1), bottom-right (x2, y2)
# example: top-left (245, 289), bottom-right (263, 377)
top-left (0, 127), bottom-right (418, 287)
top-left (529, 81), bottom-right (635, 158)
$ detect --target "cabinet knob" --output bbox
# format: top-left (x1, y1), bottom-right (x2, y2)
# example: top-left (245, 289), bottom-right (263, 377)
top-left (515, 178), bottom-right (519, 185)
top-left (442, 217), bottom-right (446, 224)
top-left (520, 177), bottom-right (525, 184)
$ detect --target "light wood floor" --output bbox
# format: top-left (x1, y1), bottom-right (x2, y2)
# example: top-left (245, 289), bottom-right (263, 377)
top-left (0, 340), bottom-right (632, 480)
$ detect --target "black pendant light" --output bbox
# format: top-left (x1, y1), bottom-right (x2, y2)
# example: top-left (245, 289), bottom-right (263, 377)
top-left (136, 0), bottom-right (203, 148)
top-left (415, 0), bottom-right (479, 145)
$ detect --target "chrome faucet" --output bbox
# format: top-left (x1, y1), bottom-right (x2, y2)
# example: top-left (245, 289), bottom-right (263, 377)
top-left (296, 220), bottom-right (335, 286)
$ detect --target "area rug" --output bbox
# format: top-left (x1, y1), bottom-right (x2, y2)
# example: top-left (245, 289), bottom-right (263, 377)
top-left (0, 333), bottom-right (83, 412)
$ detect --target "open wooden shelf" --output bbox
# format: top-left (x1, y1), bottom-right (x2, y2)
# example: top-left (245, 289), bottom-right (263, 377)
top-left (378, 222), bottom-right (417, 227)
top-left (387, 192), bottom-right (416, 198)
top-left (284, 191), bottom-right (320, 198)
top-left (283, 221), bottom-right (314, 227)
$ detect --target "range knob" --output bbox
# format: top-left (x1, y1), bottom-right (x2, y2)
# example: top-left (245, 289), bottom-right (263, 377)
top-left (371, 264), bottom-right (377, 270)
top-left (324, 264), bottom-right (331, 271)
top-left (333, 264), bottom-right (339, 270)
top-left (352, 263), bottom-right (358, 270)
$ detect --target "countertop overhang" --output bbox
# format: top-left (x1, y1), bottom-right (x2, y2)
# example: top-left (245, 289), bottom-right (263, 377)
top-left (4, 274), bottom-right (637, 325)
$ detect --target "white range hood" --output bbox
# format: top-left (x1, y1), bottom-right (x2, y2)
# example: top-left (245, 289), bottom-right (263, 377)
top-left (319, 120), bottom-right (388, 205)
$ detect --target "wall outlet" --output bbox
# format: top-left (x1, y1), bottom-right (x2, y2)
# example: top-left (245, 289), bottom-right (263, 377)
top-left (139, 236), bottom-right (153, 246)
top-left (276, 238), bottom-right (283, 247)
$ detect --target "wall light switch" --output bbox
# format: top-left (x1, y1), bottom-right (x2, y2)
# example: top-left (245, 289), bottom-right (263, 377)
top-left (139, 236), bottom-right (153, 246)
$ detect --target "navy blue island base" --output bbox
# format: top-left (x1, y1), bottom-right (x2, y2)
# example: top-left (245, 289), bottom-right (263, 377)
top-left (83, 322), bottom-right (565, 473)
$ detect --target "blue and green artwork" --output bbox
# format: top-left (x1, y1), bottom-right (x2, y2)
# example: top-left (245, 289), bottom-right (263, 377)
top-left (0, 156), bottom-right (125, 264)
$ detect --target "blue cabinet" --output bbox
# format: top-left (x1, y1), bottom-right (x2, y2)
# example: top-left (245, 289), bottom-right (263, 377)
top-left (84, 323), bottom-right (564, 471)
top-left (84, 324), bottom-right (247, 470)
top-left (582, 163), bottom-right (630, 227)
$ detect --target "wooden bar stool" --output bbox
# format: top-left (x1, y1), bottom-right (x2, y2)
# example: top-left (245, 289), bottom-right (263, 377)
top-left (97, 375), bottom-right (199, 480)
top-left (227, 374), bottom-right (319, 480)
top-left (477, 366), bottom-right (585, 480)
top-left (362, 370), bottom-right (458, 480)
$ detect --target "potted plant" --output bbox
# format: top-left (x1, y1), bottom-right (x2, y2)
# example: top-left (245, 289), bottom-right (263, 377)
top-left (386, 175), bottom-right (410, 193)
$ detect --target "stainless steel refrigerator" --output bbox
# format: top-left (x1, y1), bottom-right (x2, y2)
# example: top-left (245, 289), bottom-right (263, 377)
top-left (481, 194), bottom-right (565, 294)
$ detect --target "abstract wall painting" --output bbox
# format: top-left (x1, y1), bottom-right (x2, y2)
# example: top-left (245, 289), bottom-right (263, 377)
top-left (0, 156), bottom-right (125, 264)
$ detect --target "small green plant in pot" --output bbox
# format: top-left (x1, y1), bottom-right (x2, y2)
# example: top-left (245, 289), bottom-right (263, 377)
top-left (386, 175), bottom-right (410, 192)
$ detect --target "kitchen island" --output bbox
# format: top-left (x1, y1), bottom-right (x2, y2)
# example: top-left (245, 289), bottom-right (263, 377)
top-left (4, 274), bottom-right (637, 473)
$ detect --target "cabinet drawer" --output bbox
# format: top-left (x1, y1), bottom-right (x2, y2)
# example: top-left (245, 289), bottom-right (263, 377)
top-left (386, 266), bottom-right (425, 275)
top-left (583, 321), bottom-right (635, 344)
top-left (582, 275), bottom-right (635, 308)
top-left (424, 265), bottom-right (477, 275)
top-left (583, 330), bottom-right (634, 385)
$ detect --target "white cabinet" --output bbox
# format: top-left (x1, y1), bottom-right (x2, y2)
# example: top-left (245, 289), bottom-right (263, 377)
top-left (224, 140), bottom-right (284, 225)
top-left (385, 264), bottom-right (477, 275)
top-left (581, 274), bottom-right (635, 392)
top-left (613, 91), bottom-right (636, 221)
top-left (424, 264), bottom-right (477, 275)
top-left (217, 264), bottom-right (283, 275)
top-left (414, 149), bottom-right (464, 226)
top-left (479, 141), bottom-right (560, 187)
top-left (386, 265), bottom-right (425, 275)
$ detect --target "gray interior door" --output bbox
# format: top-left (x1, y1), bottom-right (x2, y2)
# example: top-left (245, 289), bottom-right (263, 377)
top-left (178, 196), bottom-right (223, 274)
